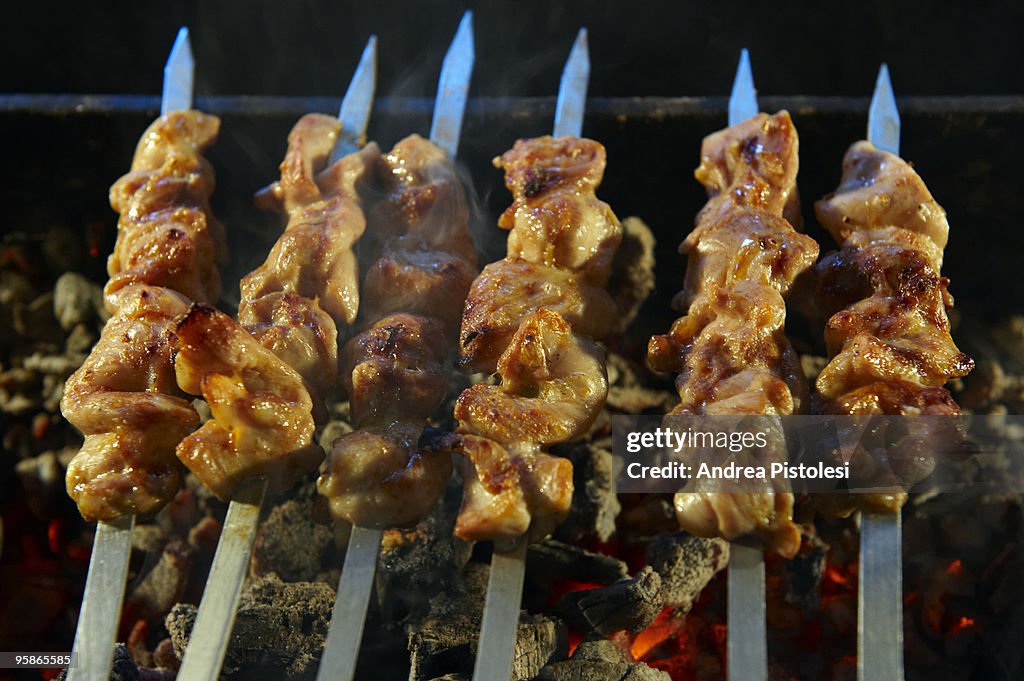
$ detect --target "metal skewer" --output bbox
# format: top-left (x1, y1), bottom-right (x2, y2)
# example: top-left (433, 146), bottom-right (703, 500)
top-left (176, 33), bottom-right (381, 681)
top-left (858, 63), bottom-right (904, 681)
top-left (67, 27), bottom-right (192, 681)
top-left (724, 47), bottom-right (769, 681)
top-left (315, 13), bottom-right (474, 681)
top-left (470, 27), bottom-right (589, 681)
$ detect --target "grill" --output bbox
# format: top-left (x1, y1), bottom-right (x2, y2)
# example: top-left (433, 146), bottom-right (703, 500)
top-left (2, 5), bottom-right (1023, 681)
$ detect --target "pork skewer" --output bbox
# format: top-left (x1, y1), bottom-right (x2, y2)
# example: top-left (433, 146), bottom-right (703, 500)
top-left (64, 28), bottom-right (217, 681)
top-left (812, 65), bottom-right (972, 681)
top-left (173, 36), bottom-right (378, 680)
top-left (314, 12), bottom-right (475, 681)
top-left (647, 49), bottom-right (820, 681)
top-left (466, 28), bottom-right (612, 681)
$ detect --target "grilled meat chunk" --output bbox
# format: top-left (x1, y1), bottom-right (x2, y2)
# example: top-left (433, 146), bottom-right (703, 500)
top-left (63, 286), bottom-right (196, 520)
top-left (105, 111), bottom-right (225, 310)
top-left (174, 305), bottom-right (322, 499)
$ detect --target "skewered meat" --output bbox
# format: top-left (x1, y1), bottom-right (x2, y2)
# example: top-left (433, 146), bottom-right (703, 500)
top-left (104, 112), bottom-right (226, 310)
top-left (318, 135), bottom-right (476, 528)
top-left (240, 114), bottom-right (379, 406)
top-left (174, 305), bottom-right (322, 499)
top-left (811, 141), bottom-right (973, 514)
top-left (62, 111), bottom-right (224, 521)
top-left (172, 114), bottom-right (377, 497)
top-left (648, 112), bottom-right (819, 558)
top-left (447, 136), bottom-right (622, 547)
top-left (63, 286), bottom-right (195, 520)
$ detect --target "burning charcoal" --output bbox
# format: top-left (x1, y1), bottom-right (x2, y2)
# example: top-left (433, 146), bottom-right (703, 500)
top-left (527, 538), bottom-right (628, 585)
top-left (537, 639), bottom-right (670, 681)
top-left (554, 443), bottom-right (620, 544)
top-left (409, 561), bottom-right (565, 681)
top-left (251, 480), bottom-right (336, 583)
top-left (124, 539), bottom-right (193, 626)
top-left (378, 481), bottom-right (472, 622)
top-left (555, 566), bottom-right (663, 636)
top-left (607, 216), bottom-right (656, 333)
top-left (53, 271), bottom-right (104, 330)
top-left (166, 575), bottom-right (335, 680)
top-left (23, 351), bottom-right (85, 377)
top-left (408, 563), bottom-right (489, 681)
top-left (645, 532), bottom-right (728, 612)
top-left (783, 533), bottom-right (827, 607)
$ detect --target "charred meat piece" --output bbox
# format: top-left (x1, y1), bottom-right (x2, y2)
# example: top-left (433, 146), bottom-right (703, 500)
top-left (811, 142), bottom-right (973, 514)
top-left (648, 112), bottom-right (819, 558)
top-left (447, 136), bottom-right (622, 547)
top-left (62, 111), bottom-right (225, 520)
top-left (318, 135), bottom-right (476, 528)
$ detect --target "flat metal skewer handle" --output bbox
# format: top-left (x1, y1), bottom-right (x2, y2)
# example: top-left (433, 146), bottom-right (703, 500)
top-left (177, 479), bottom-right (267, 681)
top-left (68, 515), bottom-right (135, 681)
top-left (316, 525), bottom-right (383, 681)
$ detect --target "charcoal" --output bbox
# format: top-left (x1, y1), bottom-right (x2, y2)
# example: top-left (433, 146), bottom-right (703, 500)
top-left (646, 532), bottom-right (729, 612)
top-left (125, 539), bottom-right (193, 626)
top-left (784, 533), bottom-right (827, 607)
top-left (607, 216), bottom-right (656, 333)
top-left (251, 480), bottom-right (335, 582)
top-left (56, 643), bottom-right (146, 681)
top-left (53, 271), bottom-right (103, 330)
top-left (14, 449), bottom-right (64, 512)
top-left (166, 575), bottom-right (335, 680)
top-left (409, 572), bottom-right (565, 681)
top-left (152, 639), bottom-right (179, 671)
top-left (407, 563), bottom-right (489, 681)
top-left (553, 443), bottom-right (620, 544)
top-left (14, 292), bottom-right (64, 344)
top-left (555, 566), bottom-right (663, 635)
top-left (527, 538), bottom-right (629, 585)
top-left (378, 480), bottom-right (472, 621)
top-left (537, 639), bottom-right (670, 681)
top-left (130, 524), bottom-right (168, 554)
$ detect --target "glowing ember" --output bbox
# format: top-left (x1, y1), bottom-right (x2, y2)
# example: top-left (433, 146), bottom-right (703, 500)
top-left (630, 607), bottom-right (682, 659)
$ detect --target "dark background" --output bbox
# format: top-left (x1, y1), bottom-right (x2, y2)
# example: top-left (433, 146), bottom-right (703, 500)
top-left (3, 0), bottom-right (1023, 98)
top-left (2, 0), bottom-right (1022, 334)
